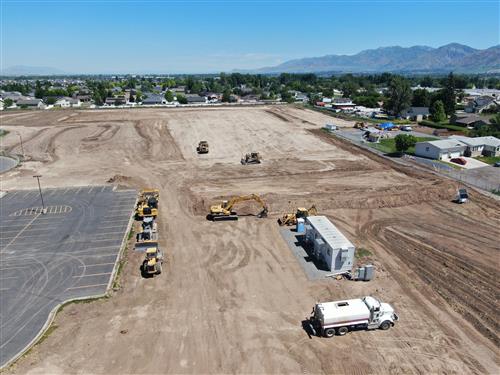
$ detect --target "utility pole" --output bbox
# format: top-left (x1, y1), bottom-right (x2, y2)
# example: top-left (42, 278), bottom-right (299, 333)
top-left (33, 175), bottom-right (46, 214)
top-left (17, 132), bottom-right (25, 159)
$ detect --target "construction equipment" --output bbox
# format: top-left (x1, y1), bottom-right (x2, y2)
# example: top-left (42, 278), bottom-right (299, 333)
top-left (354, 122), bottom-right (366, 129)
top-left (197, 141), bottom-right (209, 154)
top-left (141, 245), bottom-right (164, 276)
top-left (241, 152), bottom-right (262, 165)
top-left (308, 296), bottom-right (399, 338)
top-left (208, 194), bottom-right (268, 221)
top-left (135, 189), bottom-right (159, 219)
top-left (136, 218), bottom-right (158, 242)
top-left (456, 188), bottom-right (469, 204)
top-left (278, 205), bottom-right (318, 226)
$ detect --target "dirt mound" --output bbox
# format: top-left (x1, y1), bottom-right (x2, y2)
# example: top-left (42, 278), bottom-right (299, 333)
top-left (107, 174), bottom-right (132, 183)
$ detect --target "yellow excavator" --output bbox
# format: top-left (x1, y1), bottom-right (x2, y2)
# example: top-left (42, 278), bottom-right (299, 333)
top-left (208, 194), bottom-right (268, 221)
top-left (135, 189), bottom-right (159, 219)
top-left (278, 205), bottom-right (318, 226)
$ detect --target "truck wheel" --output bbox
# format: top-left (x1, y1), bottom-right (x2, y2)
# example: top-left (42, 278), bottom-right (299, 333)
top-left (337, 326), bottom-right (349, 336)
top-left (380, 321), bottom-right (391, 330)
top-left (324, 328), bottom-right (335, 338)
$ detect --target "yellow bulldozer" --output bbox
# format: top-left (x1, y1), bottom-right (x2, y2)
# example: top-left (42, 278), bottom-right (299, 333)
top-left (278, 205), bottom-right (318, 226)
top-left (208, 194), bottom-right (268, 221)
top-left (135, 189), bottom-right (159, 219)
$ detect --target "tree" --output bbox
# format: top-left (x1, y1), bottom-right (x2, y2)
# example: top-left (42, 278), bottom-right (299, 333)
top-left (3, 98), bottom-right (13, 108)
top-left (341, 80), bottom-right (359, 98)
top-left (164, 90), bottom-right (174, 102)
top-left (385, 76), bottom-right (412, 116)
top-left (395, 134), bottom-right (417, 154)
top-left (490, 113), bottom-right (500, 125)
top-left (430, 100), bottom-right (446, 123)
top-left (222, 89), bottom-right (231, 103)
top-left (441, 72), bottom-right (456, 116)
top-left (34, 80), bottom-right (45, 99)
top-left (176, 94), bottom-right (187, 104)
top-left (412, 89), bottom-right (431, 107)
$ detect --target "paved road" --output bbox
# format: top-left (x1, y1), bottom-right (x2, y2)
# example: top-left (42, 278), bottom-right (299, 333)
top-left (0, 156), bottom-right (18, 174)
top-left (0, 186), bottom-right (136, 368)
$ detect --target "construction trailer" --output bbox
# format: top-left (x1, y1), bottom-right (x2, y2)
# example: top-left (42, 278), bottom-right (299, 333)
top-left (305, 216), bottom-right (355, 274)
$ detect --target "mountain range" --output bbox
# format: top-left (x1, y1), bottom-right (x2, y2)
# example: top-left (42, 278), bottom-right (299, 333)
top-left (1, 65), bottom-right (67, 76)
top-left (255, 43), bottom-right (500, 74)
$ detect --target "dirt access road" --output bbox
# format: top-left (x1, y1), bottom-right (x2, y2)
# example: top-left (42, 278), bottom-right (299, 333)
top-left (1, 106), bottom-right (498, 374)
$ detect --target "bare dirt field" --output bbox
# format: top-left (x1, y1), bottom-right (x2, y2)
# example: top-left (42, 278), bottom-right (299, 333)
top-left (1, 106), bottom-right (499, 374)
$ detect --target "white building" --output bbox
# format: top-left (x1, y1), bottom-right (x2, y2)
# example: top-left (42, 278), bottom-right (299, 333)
top-left (54, 97), bottom-right (81, 108)
top-left (305, 216), bottom-right (355, 274)
top-left (414, 139), bottom-right (467, 160)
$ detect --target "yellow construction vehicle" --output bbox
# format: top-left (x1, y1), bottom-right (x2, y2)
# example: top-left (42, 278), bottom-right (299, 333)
top-left (241, 152), bottom-right (262, 165)
top-left (278, 205), bottom-right (318, 226)
top-left (354, 122), bottom-right (366, 129)
top-left (197, 141), bottom-right (209, 154)
top-left (208, 194), bottom-right (268, 221)
top-left (135, 189), bottom-right (159, 219)
top-left (141, 246), bottom-right (164, 276)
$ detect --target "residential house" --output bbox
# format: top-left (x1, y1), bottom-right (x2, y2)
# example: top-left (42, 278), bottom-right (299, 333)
top-left (414, 139), bottom-right (467, 160)
top-left (171, 86), bottom-right (186, 93)
top-left (54, 97), bottom-right (81, 108)
top-left (105, 96), bottom-right (127, 106)
top-left (402, 107), bottom-right (430, 122)
top-left (16, 98), bottom-right (45, 109)
top-left (448, 135), bottom-right (500, 157)
top-left (331, 98), bottom-right (356, 111)
top-left (465, 95), bottom-right (498, 113)
top-left (454, 115), bottom-right (487, 128)
top-left (186, 95), bottom-right (207, 104)
top-left (142, 94), bottom-right (166, 105)
top-left (0, 98), bottom-right (3, 111)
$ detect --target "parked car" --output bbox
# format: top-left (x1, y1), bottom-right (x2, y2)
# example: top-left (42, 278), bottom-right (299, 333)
top-left (400, 126), bottom-right (412, 132)
top-left (450, 157), bottom-right (467, 165)
top-left (494, 162), bottom-right (500, 167)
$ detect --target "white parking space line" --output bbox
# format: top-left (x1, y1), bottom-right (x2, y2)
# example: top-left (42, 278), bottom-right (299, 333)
top-left (0, 213), bottom-right (41, 252)
top-left (0, 276), bottom-right (18, 280)
top-left (88, 186), bottom-right (94, 194)
top-left (78, 262), bottom-right (115, 268)
top-left (73, 272), bottom-right (112, 278)
top-left (67, 283), bottom-right (107, 290)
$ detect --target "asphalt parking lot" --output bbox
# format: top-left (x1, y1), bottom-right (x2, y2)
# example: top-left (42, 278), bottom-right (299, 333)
top-left (0, 186), bottom-right (136, 368)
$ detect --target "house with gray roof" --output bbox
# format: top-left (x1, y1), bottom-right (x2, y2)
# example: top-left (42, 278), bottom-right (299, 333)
top-left (402, 107), bottom-right (430, 121)
top-left (449, 135), bottom-right (500, 157)
top-left (414, 139), bottom-right (467, 160)
top-left (17, 98), bottom-right (45, 109)
top-left (142, 94), bottom-right (166, 105)
top-left (454, 115), bottom-right (487, 127)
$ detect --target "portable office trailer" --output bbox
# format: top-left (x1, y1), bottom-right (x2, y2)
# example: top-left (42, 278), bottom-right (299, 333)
top-left (305, 216), bottom-right (355, 273)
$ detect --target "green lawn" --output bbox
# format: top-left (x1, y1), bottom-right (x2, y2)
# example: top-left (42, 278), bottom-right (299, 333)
top-left (474, 156), bottom-right (500, 165)
top-left (419, 120), bottom-right (469, 133)
top-left (370, 136), bottom-right (438, 155)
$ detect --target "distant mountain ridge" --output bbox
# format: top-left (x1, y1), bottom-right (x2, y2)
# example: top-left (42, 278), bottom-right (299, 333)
top-left (1, 65), bottom-right (67, 76)
top-left (255, 43), bottom-right (500, 74)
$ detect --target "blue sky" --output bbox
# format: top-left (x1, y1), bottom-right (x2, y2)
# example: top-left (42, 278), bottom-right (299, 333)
top-left (1, 0), bottom-right (499, 73)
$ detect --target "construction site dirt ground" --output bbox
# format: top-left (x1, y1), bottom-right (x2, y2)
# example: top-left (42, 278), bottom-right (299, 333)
top-left (1, 106), bottom-right (499, 374)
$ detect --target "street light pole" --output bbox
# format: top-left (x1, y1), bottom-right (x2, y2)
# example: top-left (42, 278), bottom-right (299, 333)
top-left (18, 132), bottom-right (25, 159)
top-left (33, 175), bottom-right (46, 214)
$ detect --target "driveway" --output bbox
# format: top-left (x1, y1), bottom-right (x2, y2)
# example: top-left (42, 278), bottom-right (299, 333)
top-left (446, 157), bottom-right (490, 169)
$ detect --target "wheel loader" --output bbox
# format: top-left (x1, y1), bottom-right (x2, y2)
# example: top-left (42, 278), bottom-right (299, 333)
top-left (208, 194), bottom-right (268, 221)
top-left (141, 246), bottom-right (164, 276)
top-left (197, 141), bottom-right (209, 154)
top-left (135, 189), bottom-right (159, 219)
top-left (241, 152), bottom-right (262, 165)
top-left (278, 205), bottom-right (318, 226)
